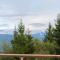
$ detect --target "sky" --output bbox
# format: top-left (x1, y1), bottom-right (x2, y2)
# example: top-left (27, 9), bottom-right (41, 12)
top-left (0, 0), bottom-right (60, 34)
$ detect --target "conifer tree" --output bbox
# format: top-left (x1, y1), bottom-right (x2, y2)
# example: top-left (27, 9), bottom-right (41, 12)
top-left (11, 18), bottom-right (34, 54)
top-left (44, 23), bottom-right (53, 42)
top-left (53, 14), bottom-right (60, 46)
top-left (52, 14), bottom-right (60, 60)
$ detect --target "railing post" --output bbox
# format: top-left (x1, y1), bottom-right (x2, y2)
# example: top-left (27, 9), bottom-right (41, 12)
top-left (20, 57), bottom-right (24, 60)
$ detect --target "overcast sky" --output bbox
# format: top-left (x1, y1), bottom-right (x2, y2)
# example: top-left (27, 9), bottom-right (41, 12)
top-left (0, 0), bottom-right (59, 34)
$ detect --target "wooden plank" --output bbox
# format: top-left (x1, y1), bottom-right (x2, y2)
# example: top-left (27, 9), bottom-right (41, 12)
top-left (0, 54), bottom-right (59, 58)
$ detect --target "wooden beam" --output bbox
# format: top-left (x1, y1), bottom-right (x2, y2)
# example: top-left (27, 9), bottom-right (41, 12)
top-left (0, 54), bottom-right (59, 58)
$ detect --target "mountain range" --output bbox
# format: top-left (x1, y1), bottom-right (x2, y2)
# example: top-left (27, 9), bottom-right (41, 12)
top-left (32, 32), bottom-right (45, 40)
top-left (0, 34), bottom-right (13, 43)
top-left (0, 32), bottom-right (45, 43)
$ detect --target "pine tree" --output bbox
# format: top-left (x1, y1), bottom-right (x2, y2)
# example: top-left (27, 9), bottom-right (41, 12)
top-left (53, 14), bottom-right (60, 46)
top-left (44, 23), bottom-right (53, 42)
top-left (25, 29), bottom-right (34, 54)
top-left (52, 15), bottom-right (60, 60)
top-left (11, 19), bottom-right (34, 54)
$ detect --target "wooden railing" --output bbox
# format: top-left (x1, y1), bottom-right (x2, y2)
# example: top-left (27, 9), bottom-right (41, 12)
top-left (0, 54), bottom-right (60, 60)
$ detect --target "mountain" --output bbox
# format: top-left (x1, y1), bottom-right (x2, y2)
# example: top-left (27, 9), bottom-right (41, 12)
top-left (32, 32), bottom-right (45, 40)
top-left (0, 34), bottom-right (13, 51)
top-left (0, 32), bottom-right (45, 44)
top-left (0, 34), bottom-right (13, 43)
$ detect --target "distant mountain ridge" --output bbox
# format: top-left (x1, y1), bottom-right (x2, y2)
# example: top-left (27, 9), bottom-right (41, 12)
top-left (0, 32), bottom-right (45, 43)
top-left (0, 34), bottom-right (13, 43)
top-left (32, 32), bottom-right (45, 40)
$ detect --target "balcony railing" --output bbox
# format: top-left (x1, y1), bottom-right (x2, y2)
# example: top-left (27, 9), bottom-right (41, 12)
top-left (0, 54), bottom-right (60, 60)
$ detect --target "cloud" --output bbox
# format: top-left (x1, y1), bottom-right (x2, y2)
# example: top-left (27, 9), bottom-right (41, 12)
top-left (0, 13), bottom-right (56, 34)
top-left (0, 29), bottom-right (14, 34)
top-left (0, 0), bottom-right (59, 16)
top-left (0, 24), bottom-right (8, 27)
top-left (30, 23), bottom-right (46, 27)
top-left (23, 14), bottom-right (56, 34)
top-left (0, 0), bottom-right (58, 34)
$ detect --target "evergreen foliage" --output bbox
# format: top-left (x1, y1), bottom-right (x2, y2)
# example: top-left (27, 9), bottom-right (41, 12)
top-left (53, 14), bottom-right (60, 55)
top-left (11, 19), bottom-right (34, 54)
top-left (53, 15), bottom-right (60, 46)
top-left (44, 23), bottom-right (53, 42)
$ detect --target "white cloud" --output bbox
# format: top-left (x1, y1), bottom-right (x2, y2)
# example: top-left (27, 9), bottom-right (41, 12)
top-left (0, 13), bottom-right (57, 34)
top-left (0, 0), bottom-right (58, 34)
top-left (22, 14), bottom-right (57, 34)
